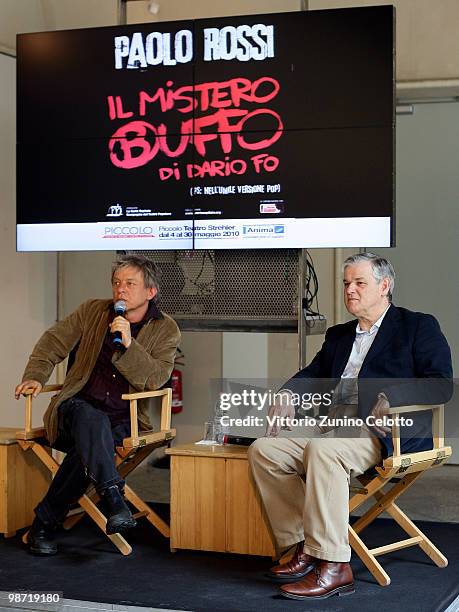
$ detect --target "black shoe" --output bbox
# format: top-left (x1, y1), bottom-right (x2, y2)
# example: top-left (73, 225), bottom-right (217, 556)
top-left (102, 485), bottom-right (137, 535)
top-left (27, 517), bottom-right (58, 556)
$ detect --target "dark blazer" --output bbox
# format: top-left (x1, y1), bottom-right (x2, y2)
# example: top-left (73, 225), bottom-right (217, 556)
top-left (284, 304), bottom-right (453, 456)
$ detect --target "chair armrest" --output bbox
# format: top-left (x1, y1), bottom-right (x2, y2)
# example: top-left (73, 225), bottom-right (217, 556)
top-left (42, 384), bottom-right (64, 393)
top-left (387, 404), bottom-right (442, 415)
top-left (121, 389), bottom-right (171, 401)
top-left (17, 385), bottom-right (63, 440)
top-left (22, 385), bottom-right (63, 395)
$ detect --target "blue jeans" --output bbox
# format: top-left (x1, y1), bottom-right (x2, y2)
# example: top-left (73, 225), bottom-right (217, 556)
top-left (35, 397), bottom-right (130, 527)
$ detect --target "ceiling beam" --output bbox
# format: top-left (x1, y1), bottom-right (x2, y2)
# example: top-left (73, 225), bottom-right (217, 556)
top-left (0, 43), bottom-right (16, 57)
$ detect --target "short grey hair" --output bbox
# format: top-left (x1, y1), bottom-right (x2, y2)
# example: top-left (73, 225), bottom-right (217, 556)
top-left (343, 252), bottom-right (395, 301)
top-left (112, 254), bottom-right (161, 294)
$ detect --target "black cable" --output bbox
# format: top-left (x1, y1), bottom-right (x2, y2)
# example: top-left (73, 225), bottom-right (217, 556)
top-left (302, 251), bottom-right (324, 325)
top-left (175, 250), bottom-right (215, 296)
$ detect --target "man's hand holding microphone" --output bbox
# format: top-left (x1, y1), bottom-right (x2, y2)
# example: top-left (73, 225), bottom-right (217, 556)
top-left (110, 300), bottom-right (132, 349)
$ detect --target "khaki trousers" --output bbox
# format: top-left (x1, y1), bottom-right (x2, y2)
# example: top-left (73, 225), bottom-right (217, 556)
top-left (248, 429), bottom-right (382, 562)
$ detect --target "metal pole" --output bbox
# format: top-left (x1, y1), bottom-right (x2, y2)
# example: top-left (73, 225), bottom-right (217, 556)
top-left (298, 0), bottom-right (308, 367)
top-left (334, 248), bottom-right (343, 326)
top-left (54, 253), bottom-right (66, 463)
top-left (55, 252), bottom-right (65, 384)
top-left (298, 249), bottom-right (307, 369)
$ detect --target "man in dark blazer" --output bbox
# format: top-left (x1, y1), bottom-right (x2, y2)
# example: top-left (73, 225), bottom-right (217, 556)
top-left (248, 252), bottom-right (452, 601)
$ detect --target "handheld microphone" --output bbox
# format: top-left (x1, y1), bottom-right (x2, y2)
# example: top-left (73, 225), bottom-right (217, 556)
top-left (112, 300), bottom-right (126, 348)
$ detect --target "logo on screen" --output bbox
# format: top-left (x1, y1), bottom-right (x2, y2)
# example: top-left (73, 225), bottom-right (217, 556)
top-left (106, 204), bottom-right (123, 217)
top-left (260, 203), bottom-right (283, 214)
top-left (103, 226), bottom-right (155, 238)
top-left (242, 224), bottom-right (284, 236)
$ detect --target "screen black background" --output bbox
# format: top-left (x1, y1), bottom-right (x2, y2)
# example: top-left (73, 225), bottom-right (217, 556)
top-left (17, 7), bottom-right (394, 228)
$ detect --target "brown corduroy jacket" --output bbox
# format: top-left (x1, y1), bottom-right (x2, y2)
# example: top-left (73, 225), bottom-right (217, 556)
top-left (21, 299), bottom-right (181, 445)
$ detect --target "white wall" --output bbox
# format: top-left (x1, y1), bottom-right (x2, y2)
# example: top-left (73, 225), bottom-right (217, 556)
top-left (0, 53), bottom-right (57, 427)
top-left (381, 102), bottom-right (459, 374)
top-left (62, 251), bottom-right (115, 314)
top-left (127, 0), bottom-right (300, 22)
top-left (172, 331), bottom-right (222, 444)
top-left (380, 101), bottom-right (459, 461)
top-left (223, 333), bottom-right (268, 380)
top-left (0, 0), bottom-right (117, 51)
top-left (309, 0), bottom-right (459, 85)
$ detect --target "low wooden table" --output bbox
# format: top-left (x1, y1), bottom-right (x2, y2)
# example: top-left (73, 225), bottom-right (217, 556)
top-left (0, 428), bottom-right (51, 537)
top-left (165, 443), bottom-right (275, 557)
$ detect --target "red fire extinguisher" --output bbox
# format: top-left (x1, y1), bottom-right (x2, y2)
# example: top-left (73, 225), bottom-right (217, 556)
top-left (171, 348), bottom-right (184, 414)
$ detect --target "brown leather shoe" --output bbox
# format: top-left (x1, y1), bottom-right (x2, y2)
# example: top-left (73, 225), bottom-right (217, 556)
top-left (279, 561), bottom-right (355, 599)
top-left (267, 541), bottom-right (316, 583)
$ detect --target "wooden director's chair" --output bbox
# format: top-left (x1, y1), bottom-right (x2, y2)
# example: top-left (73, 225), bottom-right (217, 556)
top-left (349, 404), bottom-right (451, 586)
top-left (16, 385), bottom-right (175, 556)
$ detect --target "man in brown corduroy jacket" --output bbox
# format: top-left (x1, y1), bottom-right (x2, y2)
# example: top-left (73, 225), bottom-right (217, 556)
top-left (15, 255), bottom-right (180, 555)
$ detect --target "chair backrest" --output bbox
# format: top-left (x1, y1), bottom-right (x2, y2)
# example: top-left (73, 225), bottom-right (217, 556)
top-left (120, 388), bottom-right (174, 449)
top-left (377, 404), bottom-right (452, 479)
